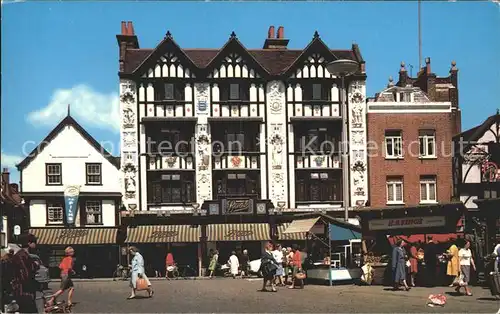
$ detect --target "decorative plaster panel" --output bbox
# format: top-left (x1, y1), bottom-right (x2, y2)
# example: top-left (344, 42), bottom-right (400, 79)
top-left (195, 83), bottom-right (212, 205)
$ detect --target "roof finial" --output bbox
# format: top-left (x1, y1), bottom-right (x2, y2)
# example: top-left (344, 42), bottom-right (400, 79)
top-left (230, 31), bottom-right (237, 39)
top-left (313, 31), bottom-right (319, 39)
top-left (450, 60), bottom-right (457, 71)
top-left (400, 61), bottom-right (406, 72)
top-left (164, 31), bottom-right (172, 40)
top-left (497, 108), bottom-right (499, 116)
top-left (388, 76), bottom-right (394, 87)
top-left (67, 104), bottom-right (71, 117)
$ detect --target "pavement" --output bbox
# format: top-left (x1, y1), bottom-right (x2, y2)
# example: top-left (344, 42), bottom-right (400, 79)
top-left (45, 279), bottom-right (500, 313)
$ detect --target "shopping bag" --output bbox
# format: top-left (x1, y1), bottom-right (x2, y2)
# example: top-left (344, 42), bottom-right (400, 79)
top-left (136, 277), bottom-right (148, 291)
top-left (295, 271), bottom-right (306, 280)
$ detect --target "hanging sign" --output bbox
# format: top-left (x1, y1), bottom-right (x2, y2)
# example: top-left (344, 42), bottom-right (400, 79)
top-left (368, 216), bottom-right (446, 231)
top-left (64, 185), bottom-right (81, 225)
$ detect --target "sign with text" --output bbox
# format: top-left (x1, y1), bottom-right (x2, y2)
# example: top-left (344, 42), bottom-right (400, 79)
top-left (224, 229), bottom-right (253, 238)
top-left (222, 198), bottom-right (253, 214)
top-left (58, 229), bottom-right (89, 239)
top-left (368, 216), bottom-right (446, 231)
top-left (64, 185), bottom-right (81, 225)
top-left (149, 230), bottom-right (179, 239)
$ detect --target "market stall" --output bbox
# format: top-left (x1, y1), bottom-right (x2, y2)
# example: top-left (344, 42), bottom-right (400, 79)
top-left (356, 202), bottom-right (467, 286)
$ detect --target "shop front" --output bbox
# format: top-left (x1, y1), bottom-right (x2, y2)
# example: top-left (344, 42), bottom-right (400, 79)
top-left (29, 227), bottom-right (119, 278)
top-left (125, 224), bottom-right (201, 277)
top-left (357, 202), bottom-right (467, 286)
top-left (206, 223), bottom-right (270, 264)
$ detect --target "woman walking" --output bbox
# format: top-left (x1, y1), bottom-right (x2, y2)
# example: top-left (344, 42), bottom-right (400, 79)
top-left (128, 246), bottom-right (153, 299)
top-left (260, 242), bottom-right (278, 292)
top-left (48, 246), bottom-right (76, 306)
top-left (446, 239), bottom-right (460, 287)
top-left (272, 244), bottom-right (284, 286)
top-left (408, 243), bottom-right (418, 287)
top-left (392, 240), bottom-right (410, 291)
top-left (228, 251), bottom-right (239, 279)
top-left (455, 240), bottom-right (476, 296)
top-left (240, 249), bottom-right (249, 278)
top-left (208, 249), bottom-right (219, 279)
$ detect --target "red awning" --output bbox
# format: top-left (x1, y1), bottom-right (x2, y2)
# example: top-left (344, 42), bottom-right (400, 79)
top-left (387, 233), bottom-right (463, 246)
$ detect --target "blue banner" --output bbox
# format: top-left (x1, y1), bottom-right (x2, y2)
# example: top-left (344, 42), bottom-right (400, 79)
top-left (64, 186), bottom-right (80, 225)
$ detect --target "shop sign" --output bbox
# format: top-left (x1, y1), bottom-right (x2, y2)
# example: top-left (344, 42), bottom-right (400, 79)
top-left (64, 185), bottom-right (81, 225)
top-left (223, 199), bottom-right (252, 214)
top-left (224, 230), bottom-right (253, 238)
top-left (368, 216), bottom-right (446, 231)
top-left (58, 229), bottom-right (89, 239)
top-left (149, 230), bottom-right (179, 239)
top-left (481, 161), bottom-right (500, 182)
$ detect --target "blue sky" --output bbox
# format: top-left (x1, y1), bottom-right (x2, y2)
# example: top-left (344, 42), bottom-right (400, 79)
top-left (1, 1), bottom-right (499, 183)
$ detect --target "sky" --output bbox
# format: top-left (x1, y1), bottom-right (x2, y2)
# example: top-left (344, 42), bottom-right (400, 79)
top-left (1, 1), bottom-right (499, 184)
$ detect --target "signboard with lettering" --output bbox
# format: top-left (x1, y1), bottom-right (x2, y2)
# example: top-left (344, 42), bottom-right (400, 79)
top-left (222, 199), bottom-right (253, 214)
top-left (64, 185), bottom-right (81, 225)
top-left (58, 229), bottom-right (89, 239)
top-left (224, 229), bottom-right (254, 239)
top-left (148, 230), bottom-right (179, 239)
top-left (368, 216), bottom-right (446, 231)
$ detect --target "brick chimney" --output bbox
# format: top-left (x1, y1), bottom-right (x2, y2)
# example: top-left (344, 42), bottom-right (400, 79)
top-left (263, 25), bottom-right (289, 49)
top-left (117, 20), bottom-right (140, 72)
top-left (2, 168), bottom-right (10, 186)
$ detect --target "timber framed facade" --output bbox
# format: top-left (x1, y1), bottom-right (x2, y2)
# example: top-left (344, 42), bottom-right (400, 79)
top-left (117, 22), bottom-right (368, 216)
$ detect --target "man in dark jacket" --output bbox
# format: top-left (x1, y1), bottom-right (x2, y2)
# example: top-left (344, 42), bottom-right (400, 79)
top-left (424, 236), bottom-right (438, 287)
top-left (7, 233), bottom-right (40, 313)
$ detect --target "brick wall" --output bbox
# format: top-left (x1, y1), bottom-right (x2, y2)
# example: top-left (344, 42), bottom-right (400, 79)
top-left (367, 112), bottom-right (459, 207)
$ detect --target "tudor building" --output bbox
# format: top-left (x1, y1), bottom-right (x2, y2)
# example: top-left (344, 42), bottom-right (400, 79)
top-left (16, 112), bottom-right (122, 277)
top-left (117, 22), bottom-right (367, 271)
top-left (452, 111), bottom-right (500, 260)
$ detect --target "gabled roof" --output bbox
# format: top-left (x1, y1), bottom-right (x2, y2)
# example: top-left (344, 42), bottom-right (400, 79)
top-left (121, 30), bottom-right (359, 77)
top-left (131, 32), bottom-right (201, 77)
top-left (374, 85), bottom-right (431, 102)
top-left (202, 32), bottom-right (269, 77)
top-left (16, 114), bottom-right (121, 171)
top-left (452, 112), bottom-right (500, 154)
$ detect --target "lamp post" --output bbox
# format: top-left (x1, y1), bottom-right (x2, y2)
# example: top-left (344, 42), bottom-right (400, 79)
top-left (326, 59), bottom-right (359, 222)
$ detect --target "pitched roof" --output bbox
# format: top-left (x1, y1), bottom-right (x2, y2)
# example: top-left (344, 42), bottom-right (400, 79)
top-left (16, 115), bottom-right (121, 171)
top-left (121, 33), bottom-right (360, 76)
top-left (453, 113), bottom-right (500, 142)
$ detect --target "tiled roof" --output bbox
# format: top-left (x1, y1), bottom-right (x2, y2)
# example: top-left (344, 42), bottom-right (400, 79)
top-left (124, 48), bottom-right (357, 76)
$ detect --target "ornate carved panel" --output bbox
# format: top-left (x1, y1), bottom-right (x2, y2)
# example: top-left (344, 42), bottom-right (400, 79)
top-left (194, 83), bottom-right (212, 205)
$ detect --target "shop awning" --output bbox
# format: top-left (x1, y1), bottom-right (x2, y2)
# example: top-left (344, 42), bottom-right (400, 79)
top-left (277, 223), bottom-right (306, 241)
top-left (29, 228), bottom-right (118, 245)
top-left (283, 217), bottom-right (320, 234)
top-left (207, 223), bottom-right (270, 242)
top-left (125, 225), bottom-right (200, 243)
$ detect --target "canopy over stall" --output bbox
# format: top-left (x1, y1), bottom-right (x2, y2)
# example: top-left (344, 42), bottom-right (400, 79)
top-left (282, 213), bottom-right (362, 286)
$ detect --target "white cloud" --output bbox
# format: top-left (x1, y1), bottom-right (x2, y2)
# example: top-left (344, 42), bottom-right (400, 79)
top-left (1, 151), bottom-right (22, 170)
top-left (27, 84), bottom-right (120, 133)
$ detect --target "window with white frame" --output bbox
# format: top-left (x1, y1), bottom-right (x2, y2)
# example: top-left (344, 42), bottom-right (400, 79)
top-left (385, 131), bottom-right (403, 158)
top-left (419, 130), bottom-right (436, 158)
top-left (46, 163), bottom-right (62, 185)
top-left (47, 203), bottom-right (64, 224)
top-left (85, 200), bottom-right (102, 224)
top-left (420, 176), bottom-right (437, 203)
top-left (86, 163), bottom-right (102, 185)
top-left (386, 177), bottom-right (404, 204)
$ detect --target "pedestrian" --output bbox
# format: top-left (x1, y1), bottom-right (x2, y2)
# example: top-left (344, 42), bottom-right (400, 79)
top-left (284, 247), bottom-right (293, 285)
top-left (239, 249), bottom-right (249, 278)
top-left (272, 244), bottom-right (284, 286)
top-left (408, 243), bottom-right (418, 287)
top-left (165, 250), bottom-right (176, 279)
top-left (260, 242), bottom-right (278, 292)
top-left (424, 236), bottom-right (438, 287)
top-left (5, 233), bottom-right (39, 313)
top-left (128, 246), bottom-right (153, 299)
top-left (392, 240), bottom-right (410, 291)
top-left (455, 240), bottom-right (476, 296)
top-left (446, 239), bottom-right (460, 287)
top-left (492, 240), bottom-right (500, 273)
top-left (48, 246), bottom-right (76, 307)
top-left (288, 245), bottom-right (304, 289)
top-left (228, 251), bottom-right (239, 279)
top-left (208, 249), bottom-right (219, 279)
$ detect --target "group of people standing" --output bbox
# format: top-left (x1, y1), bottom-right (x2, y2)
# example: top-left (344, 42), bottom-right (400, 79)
top-left (260, 242), bottom-right (304, 292)
top-left (207, 249), bottom-right (250, 279)
top-left (392, 237), bottom-right (476, 296)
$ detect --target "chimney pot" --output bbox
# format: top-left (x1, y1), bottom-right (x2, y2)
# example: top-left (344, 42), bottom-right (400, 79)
top-left (2, 168), bottom-right (8, 173)
top-left (121, 21), bottom-right (127, 35)
top-left (277, 26), bottom-right (284, 39)
top-left (127, 21), bottom-right (135, 36)
top-left (425, 57), bottom-right (431, 74)
top-left (268, 26), bottom-right (275, 39)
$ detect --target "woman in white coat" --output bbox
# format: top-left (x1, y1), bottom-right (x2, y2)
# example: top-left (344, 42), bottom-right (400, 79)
top-left (228, 251), bottom-right (240, 279)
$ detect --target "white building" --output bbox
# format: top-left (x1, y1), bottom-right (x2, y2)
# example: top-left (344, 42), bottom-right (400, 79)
top-left (118, 23), bottom-right (368, 217)
top-left (16, 112), bottom-right (122, 277)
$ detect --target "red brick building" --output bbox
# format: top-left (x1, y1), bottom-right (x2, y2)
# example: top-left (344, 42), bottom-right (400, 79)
top-left (366, 58), bottom-right (461, 208)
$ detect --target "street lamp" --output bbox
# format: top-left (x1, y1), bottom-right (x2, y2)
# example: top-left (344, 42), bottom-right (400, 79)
top-left (326, 59), bottom-right (359, 222)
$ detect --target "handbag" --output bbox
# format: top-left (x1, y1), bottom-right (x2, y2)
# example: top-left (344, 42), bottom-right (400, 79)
top-left (136, 277), bottom-right (148, 291)
top-left (295, 270), bottom-right (306, 280)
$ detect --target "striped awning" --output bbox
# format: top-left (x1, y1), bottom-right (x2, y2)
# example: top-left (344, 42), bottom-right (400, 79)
top-left (277, 223), bottom-right (307, 241)
top-left (29, 228), bottom-right (118, 245)
top-left (283, 217), bottom-right (320, 234)
top-left (207, 223), bottom-right (270, 242)
top-left (125, 225), bottom-right (200, 243)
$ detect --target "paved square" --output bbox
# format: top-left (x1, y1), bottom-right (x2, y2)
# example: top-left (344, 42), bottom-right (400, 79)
top-left (47, 279), bottom-right (500, 313)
